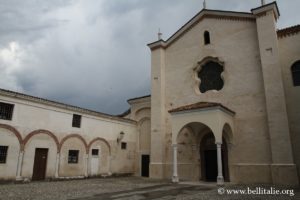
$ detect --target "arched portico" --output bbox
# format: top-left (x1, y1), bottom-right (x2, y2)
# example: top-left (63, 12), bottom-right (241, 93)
top-left (169, 102), bottom-right (235, 185)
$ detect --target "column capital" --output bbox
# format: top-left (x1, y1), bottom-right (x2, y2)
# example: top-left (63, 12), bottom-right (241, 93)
top-left (172, 143), bottom-right (178, 148)
top-left (215, 142), bottom-right (222, 146)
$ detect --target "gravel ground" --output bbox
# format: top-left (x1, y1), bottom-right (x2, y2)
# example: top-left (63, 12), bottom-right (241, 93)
top-left (0, 177), bottom-right (299, 200)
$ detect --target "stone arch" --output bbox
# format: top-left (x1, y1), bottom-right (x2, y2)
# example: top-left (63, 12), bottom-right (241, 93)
top-left (137, 117), bottom-right (150, 127)
top-left (135, 107), bottom-right (150, 116)
top-left (23, 130), bottom-right (59, 152)
top-left (88, 138), bottom-right (111, 155)
top-left (0, 123), bottom-right (22, 146)
top-left (59, 134), bottom-right (88, 154)
top-left (175, 122), bottom-right (214, 181)
top-left (135, 107), bottom-right (151, 120)
top-left (175, 121), bottom-right (215, 144)
top-left (222, 123), bottom-right (234, 145)
top-left (138, 117), bottom-right (151, 150)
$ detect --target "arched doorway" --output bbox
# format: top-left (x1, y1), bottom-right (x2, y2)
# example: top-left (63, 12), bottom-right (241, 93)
top-left (200, 132), bottom-right (229, 182)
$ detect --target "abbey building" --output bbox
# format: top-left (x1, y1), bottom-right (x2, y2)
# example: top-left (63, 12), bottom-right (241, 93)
top-left (0, 2), bottom-right (299, 185)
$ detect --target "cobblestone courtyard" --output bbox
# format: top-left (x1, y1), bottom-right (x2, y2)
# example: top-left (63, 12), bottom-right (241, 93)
top-left (0, 177), bottom-right (299, 200)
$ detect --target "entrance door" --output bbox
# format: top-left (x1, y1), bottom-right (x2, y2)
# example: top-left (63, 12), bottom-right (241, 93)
top-left (200, 132), bottom-right (230, 182)
top-left (32, 148), bottom-right (48, 181)
top-left (204, 150), bottom-right (217, 181)
top-left (141, 155), bottom-right (150, 177)
top-left (91, 149), bottom-right (100, 176)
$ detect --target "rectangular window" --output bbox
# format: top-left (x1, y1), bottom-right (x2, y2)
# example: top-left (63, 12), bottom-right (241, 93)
top-left (121, 142), bottom-right (127, 150)
top-left (68, 150), bottom-right (79, 164)
top-left (0, 146), bottom-right (8, 164)
top-left (0, 102), bottom-right (14, 121)
top-left (72, 114), bottom-right (81, 128)
top-left (92, 149), bottom-right (99, 156)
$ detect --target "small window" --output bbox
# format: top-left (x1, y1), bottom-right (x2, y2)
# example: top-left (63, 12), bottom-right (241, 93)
top-left (204, 31), bottom-right (210, 45)
top-left (72, 114), bottom-right (81, 128)
top-left (291, 61), bottom-right (300, 86)
top-left (68, 150), bottom-right (79, 164)
top-left (0, 146), bottom-right (8, 164)
top-left (0, 102), bottom-right (14, 121)
top-left (121, 142), bottom-right (127, 150)
top-left (92, 149), bottom-right (99, 156)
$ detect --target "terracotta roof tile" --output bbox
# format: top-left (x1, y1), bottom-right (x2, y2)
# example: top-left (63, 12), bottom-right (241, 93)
top-left (169, 102), bottom-right (235, 114)
top-left (277, 25), bottom-right (300, 38)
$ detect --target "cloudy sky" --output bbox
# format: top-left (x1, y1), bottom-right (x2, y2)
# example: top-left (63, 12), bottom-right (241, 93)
top-left (0, 0), bottom-right (299, 115)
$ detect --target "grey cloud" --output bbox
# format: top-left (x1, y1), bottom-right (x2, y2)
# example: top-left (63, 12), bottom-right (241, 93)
top-left (0, 0), bottom-right (299, 115)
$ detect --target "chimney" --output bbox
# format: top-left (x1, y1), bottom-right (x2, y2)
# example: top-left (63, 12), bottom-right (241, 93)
top-left (261, 0), bottom-right (266, 5)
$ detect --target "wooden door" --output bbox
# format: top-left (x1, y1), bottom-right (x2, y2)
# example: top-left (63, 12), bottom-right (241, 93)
top-left (141, 155), bottom-right (150, 177)
top-left (32, 148), bottom-right (48, 181)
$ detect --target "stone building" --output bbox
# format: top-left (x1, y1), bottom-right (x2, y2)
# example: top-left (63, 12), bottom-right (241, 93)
top-left (0, 2), bottom-right (299, 185)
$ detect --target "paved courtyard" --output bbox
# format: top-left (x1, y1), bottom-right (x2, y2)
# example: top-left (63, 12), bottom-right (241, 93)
top-left (0, 177), bottom-right (299, 200)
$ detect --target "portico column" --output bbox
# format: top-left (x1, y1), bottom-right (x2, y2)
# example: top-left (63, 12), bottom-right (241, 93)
top-left (108, 155), bottom-right (112, 175)
top-left (216, 142), bottom-right (224, 185)
top-left (16, 150), bottom-right (24, 181)
top-left (84, 153), bottom-right (89, 177)
top-left (172, 144), bottom-right (179, 183)
top-left (55, 153), bottom-right (60, 178)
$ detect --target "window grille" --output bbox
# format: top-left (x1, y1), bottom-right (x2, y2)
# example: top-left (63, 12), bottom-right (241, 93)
top-left (72, 114), bottom-right (81, 128)
top-left (0, 102), bottom-right (14, 120)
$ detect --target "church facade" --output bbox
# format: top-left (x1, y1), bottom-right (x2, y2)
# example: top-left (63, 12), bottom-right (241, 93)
top-left (0, 2), bottom-right (299, 186)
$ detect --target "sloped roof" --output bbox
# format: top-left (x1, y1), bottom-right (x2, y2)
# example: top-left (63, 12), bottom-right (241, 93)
top-left (169, 102), bottom-right (235, 115)
top-left (0, 88), bottom-right (136, 124)
top-left (277, 25), bottom-right (300, 38)
top-left (148, 9), bottom-right (255, 50)
top-left (127, 95), bottom-right (151, 103)
top-left (148, 2), bottom-right (280, 50)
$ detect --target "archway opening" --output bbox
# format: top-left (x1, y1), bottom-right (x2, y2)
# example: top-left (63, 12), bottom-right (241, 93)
top-left (176, 122), bottom-right (212, 181)
top-left (200, 132), bottom-right (229, 182)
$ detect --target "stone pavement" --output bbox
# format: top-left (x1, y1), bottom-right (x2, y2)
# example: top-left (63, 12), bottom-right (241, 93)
top-left (72, 183), bottom-right (213, 200)
top-left (0, 177), bottom-right (299, 200)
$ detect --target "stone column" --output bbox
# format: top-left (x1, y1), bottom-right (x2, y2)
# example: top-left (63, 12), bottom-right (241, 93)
top-left (55, 153), bottom-right (60, 178)
top-left (216, 143), bottom-right (224, 185)
top-left (108, 155), bottom-right (112, 175)
top-left (16, 150), bottom-right (24, 181)
top-left (172, 144), bottom-right (179, 183)
top-left (84, 154), bottom-right (89, 177)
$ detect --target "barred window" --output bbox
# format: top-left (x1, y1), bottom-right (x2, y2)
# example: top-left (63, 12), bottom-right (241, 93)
top-left (0, 146), bottom-right (8, 164)
top-left (0, 102), bottom-right (14, 121)
top-left (291, 61), bottom-right (300, 86)
top-left (68, 150), bottom-right (79, 164)
top-left (72, 114), bottom-right (81, 128)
